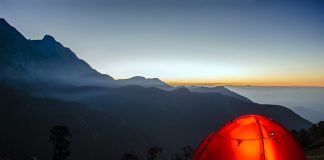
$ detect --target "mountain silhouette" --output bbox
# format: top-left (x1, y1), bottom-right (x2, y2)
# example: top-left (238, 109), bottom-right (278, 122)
top-left (0, 18), bottom-right (257, 99)
top-left (56, 85), bottom-right (311, 150)
top-left (117, 76), bottom-right (172, 89)
top-left (0, 18), bottom-right (313, 159)
top-left (0, 18), bottom-right (116, 87)
top-left (0, 84), bottom-right (155, 160)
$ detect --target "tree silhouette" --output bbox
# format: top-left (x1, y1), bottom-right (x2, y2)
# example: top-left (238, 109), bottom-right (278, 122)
top-left (121, 153), bottom-right (140, 160)
top-left (170, 146), bottom-right (194, 160)
top-left (291, 121), bottom-right (324, 149)
top-left (147, 146), bottom-right (162, 160)
top-left (182, 146), bottom-right (194, 160)
top-left (171, 152), bottom-right (183, 160)
top-left (50, 125), bottom-right (72, 160)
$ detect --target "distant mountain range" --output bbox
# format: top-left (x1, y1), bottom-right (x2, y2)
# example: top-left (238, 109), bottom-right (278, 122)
top-left (0, 18), bottom-right (312, 160)
top-left (0, 18), bottom-right (253, 99)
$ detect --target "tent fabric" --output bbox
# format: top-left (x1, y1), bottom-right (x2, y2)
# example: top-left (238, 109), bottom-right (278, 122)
top-left (192, 114), bottom-right (305, 160)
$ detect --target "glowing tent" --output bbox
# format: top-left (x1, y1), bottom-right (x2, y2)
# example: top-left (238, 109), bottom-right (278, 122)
top-left (192, 114), bottom-right (305, 160)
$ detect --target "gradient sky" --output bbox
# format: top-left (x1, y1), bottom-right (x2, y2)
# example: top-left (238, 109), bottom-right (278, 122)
top-left (1, 0), bottom-right (324, 86)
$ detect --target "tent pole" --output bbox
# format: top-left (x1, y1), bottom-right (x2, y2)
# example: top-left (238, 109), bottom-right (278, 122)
top-left (255, 117), bottom-right (266, 160)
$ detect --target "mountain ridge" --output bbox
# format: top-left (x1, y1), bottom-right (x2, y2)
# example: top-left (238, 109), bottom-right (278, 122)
top-left (0, 18), bottom-right (254, 101)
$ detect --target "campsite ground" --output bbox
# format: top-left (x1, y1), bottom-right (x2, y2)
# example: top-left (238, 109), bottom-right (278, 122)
top-left (306, 154), bottom-right (324, 160)
top-left (306, 147), bottom-right (324, 160)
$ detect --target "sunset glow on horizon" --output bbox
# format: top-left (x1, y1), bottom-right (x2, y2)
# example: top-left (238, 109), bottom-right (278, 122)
top-left (164, 80), bottom-right (324, 87)
top-left (163, 71), bottom-right (324, 87)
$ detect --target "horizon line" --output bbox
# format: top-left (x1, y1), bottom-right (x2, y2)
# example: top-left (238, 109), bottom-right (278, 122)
top-left (164, 81), bottom-right (324, 87)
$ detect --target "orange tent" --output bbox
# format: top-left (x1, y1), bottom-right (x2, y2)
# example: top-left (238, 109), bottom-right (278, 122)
top-left (192, 114), bottom-right (305, 160)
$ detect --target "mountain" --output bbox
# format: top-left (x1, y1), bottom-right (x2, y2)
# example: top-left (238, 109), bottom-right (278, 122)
top-left (0, 84), bottom-right (155, 160)
top-left (0, 18), bottom-right (115, 87)
top-left (117, 76), bottom-right (172, 90)
top-left (0, 18), bottom-right (250, 101)
top-left (47, 85), bottom-right (311, 151)
top-left (178, 86), bottom-right (252, 103)
top-left (0, 18), bottom-right (173, 89)
top-left (0, 18), bottom-right (254, 104)
top-left (0, 18), bottom-right (313, 159)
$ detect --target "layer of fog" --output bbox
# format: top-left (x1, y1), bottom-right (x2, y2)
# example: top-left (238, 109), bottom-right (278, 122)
top-left (226, 86), bottom-right (324, 123)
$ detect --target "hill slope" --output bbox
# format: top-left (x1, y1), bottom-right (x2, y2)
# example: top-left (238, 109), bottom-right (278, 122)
top-left (0, 85), bottom-right (155, 160)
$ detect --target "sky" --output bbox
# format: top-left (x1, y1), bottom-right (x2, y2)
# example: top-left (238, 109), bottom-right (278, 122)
top-left (1, 0), bottom-right (324, 86)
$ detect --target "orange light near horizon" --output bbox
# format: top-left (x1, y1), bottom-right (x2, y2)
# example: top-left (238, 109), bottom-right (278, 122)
top-left (162, 71), bottom-right (324, 87)
top-left (164, 79), bottom-right (324, 87)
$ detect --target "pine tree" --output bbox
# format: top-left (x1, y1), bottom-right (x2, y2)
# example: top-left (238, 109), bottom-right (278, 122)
top-left (50, 125), bottom-right (72, 160)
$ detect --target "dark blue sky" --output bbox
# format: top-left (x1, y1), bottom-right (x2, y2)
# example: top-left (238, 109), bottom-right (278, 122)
top-left (1, 0), bottom-right (324, 86)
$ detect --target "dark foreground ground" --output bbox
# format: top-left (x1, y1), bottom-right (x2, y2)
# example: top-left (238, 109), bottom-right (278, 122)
top-left (293, 121), bottom-right (324, 160)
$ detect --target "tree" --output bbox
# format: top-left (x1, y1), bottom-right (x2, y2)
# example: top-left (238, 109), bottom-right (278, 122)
top-left (170, 146), bottom-right (194, 160)
top-left (122, 153), bottom-right (140, 160)
top-left (147, 146), bottom-right (162, 160)
top-left (171, 153), bottom-right (183, 160)
top-left (182, 146), bottom-right (194, 160)
top-left (50, 125), bottom-right (72, 160)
